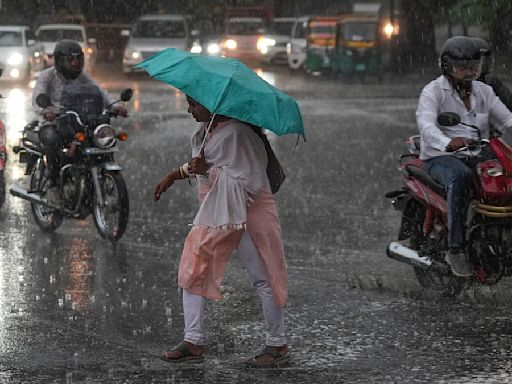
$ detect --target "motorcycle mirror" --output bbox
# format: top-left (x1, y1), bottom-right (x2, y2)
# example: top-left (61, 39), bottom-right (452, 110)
top-left (437, 112), bottom-right (461, 126)
top-left (120, 88), bottom-right (132, 102)
top-left (35, 94), bottom-right (52, 108)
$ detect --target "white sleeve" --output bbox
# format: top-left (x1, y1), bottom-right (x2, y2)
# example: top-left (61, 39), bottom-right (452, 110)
top-left (416, 85), bottom-right (451, 151)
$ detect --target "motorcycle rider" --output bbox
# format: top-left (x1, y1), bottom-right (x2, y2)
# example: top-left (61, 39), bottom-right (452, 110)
top-left (32, 39), bottom-right (127, 201)
top-left (472, 37), bottom-right (512, 110)
top-left (416, 36), bottom-right (512, 277)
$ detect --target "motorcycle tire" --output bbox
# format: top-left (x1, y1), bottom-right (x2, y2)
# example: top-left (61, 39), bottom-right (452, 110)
top-left (0, 170), bottom-right (5, 209)
top-left (92, 170), bottom-right (129, 242)
top-left (30, 160), bottom-right (63, 232)
top-left (405, 200), bottom-right (465, 298)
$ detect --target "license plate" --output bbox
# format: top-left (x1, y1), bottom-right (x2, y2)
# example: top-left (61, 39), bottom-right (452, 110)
top-left (355, 63), bottom-right (366, 71)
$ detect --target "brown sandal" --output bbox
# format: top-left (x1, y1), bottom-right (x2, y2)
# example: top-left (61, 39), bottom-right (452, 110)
top-left (161, 341), bottom-right (205, 364)
top-left (245, 345), bottom-right (290, 368)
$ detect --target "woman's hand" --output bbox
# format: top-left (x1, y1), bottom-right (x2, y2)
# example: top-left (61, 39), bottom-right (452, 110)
top-left (188, 153), bottom-right (209, 175)
top-left (154, 173), bottom-right (176, 201)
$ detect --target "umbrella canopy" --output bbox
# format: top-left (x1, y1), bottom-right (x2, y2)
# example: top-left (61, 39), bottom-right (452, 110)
top-left (136, 48), bottom-right (305, 139)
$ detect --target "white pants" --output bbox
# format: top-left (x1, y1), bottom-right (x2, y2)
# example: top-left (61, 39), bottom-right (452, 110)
top-left (183, 231), bottom-right (286, 346)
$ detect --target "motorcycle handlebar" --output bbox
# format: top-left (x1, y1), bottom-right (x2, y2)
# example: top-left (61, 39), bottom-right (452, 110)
top-left (446, 138), bottom-right (481, 153)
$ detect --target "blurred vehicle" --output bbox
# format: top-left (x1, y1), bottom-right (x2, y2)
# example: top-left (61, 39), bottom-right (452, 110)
top-left (331, 17), bottom-right (382, 80)
top-left (0, 66), bottom-right (5, 209)
top-left (35, 24), bottom-right (97, 72)
top-left (0, 25), bottom-right (43, 82)
top-left (220, 16), bottom-right (266, 65)
top-left (189, 17), bottom-right (221, 56)
top-left (259, 17), bottom-right (296, 65)
top-left (123, 14), bottom-right (195, 74)
top-left (286, 17), bottom-right (309, 70)
top-left (305, 16), bottom-right (338, 74)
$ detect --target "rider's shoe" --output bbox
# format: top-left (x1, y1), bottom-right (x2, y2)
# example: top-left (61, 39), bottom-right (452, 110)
top-left (445, 250), bottom-right (473, 277)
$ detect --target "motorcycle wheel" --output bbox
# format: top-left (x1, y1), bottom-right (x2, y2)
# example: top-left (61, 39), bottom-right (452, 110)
top-left (92, 170), bottom-right (129, 242)
top-left (0, 170), bottom-right (5, 209)
top-left (30, 160), bottom-right (63, 232)
top-left (406, 201), bottom-right (465, 297)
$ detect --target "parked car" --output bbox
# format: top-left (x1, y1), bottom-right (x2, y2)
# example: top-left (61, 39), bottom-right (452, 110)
top-left (0, 25), bottom-right (43, 82)
top-left (35, 24), bottom-right (97, 72)
top-left (286, 17), bottom-right (309, 70)
top-left (220, 17), bottom-right (266, 65)
top-left (259, 17), bottom-right (296, 65)
top-left (123, 14), bottom-right (195, 74)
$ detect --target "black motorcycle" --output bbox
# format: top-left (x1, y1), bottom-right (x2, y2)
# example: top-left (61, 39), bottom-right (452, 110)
top-left (10, 89), bottom-right (132, 242)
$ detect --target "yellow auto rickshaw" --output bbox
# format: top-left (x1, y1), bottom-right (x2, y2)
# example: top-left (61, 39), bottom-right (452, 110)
top-left (331, 17), bottom-right (382, 79)
top-left (305, 16), bottom-right (338, 73)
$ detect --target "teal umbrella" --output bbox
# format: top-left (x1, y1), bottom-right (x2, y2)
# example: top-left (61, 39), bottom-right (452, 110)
top-left (135, 48), bottom-right (305, 140)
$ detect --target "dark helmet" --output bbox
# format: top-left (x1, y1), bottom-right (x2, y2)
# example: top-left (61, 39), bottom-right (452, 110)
top-left (439, 36), bottom-right (481, 76)
top-left (471, 37), bottom-right (492, 75)
top-left (53, 39), bottom-right (84, 80)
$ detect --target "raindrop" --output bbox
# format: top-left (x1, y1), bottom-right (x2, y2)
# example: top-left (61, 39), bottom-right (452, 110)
top-left (58, 298), bottom-right (64, 307)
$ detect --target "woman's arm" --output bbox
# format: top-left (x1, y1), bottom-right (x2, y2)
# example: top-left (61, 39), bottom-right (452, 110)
top-left (154, 166), bottom-right (188, 201)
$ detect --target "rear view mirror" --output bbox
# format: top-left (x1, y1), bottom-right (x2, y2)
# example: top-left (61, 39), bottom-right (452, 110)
top-left (437, 112), bottom-right (461, 126)
top-left (120, 88), bottom-right (132, 102)
top-left (35, 93), bottom-right (52, 108)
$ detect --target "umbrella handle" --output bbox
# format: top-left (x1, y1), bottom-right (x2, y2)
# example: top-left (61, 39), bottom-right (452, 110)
top-left (199, 113), bottom-right (216, 154)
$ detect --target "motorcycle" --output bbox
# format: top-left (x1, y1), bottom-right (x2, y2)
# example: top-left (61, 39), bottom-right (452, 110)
top-left (10, 88), bottom-right (132, 242)
top-left (385, 112), bottom-right (512, 296)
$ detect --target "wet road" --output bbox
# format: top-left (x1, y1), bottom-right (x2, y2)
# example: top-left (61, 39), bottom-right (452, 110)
top-left (0, 66), bottom-right (512, 383)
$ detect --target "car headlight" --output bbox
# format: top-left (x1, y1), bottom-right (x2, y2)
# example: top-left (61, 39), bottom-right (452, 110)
top-left (190, 43), bottom-right (202, 54)
top-left (93, 124), bottom-right (116, 148)
top-left (207, 43), bottom-right (220, 55)
top-left (225, 39), bottom-right (237, 50)
top-left (257, 37), bottom-right (276, 53)
top-left (7, 52), bottom-right (23, 66)
top-left (125, 48), bottom-right (141, 60)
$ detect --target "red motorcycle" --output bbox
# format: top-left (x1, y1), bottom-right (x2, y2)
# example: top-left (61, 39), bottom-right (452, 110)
top-left (386, 112), bottom-right (512, 296)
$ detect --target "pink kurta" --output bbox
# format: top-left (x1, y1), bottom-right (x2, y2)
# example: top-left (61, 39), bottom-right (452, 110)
top-left (177, 120), bottom-right (288, 307)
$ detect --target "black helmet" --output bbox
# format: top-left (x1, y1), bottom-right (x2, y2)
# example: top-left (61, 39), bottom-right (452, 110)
top-left (53, 39), bottom-right (84, 80)
top-left (439, 36), bottom-right (481, 75)
top-left (471, 37), bottom-right (492, 75)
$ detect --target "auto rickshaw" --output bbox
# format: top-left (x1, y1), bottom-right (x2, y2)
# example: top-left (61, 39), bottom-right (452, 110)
top-left (305, 16), bottom-right (338, 73)
top-left (331, 17), bottom-right (382, 80)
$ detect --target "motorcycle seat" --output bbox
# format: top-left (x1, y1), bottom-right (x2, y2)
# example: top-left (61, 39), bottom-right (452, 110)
top-left (405, 164), bottom-right (447, 198)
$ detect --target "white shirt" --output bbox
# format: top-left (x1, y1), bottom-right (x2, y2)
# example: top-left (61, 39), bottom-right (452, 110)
top-left (416, 75), bottom-right (512, 160)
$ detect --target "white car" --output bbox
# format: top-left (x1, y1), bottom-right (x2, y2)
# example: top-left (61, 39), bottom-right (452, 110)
top-left (123, 14), bottom-right (194, 74)
top-left (259, 18), bottom-right (296, 65)
top-left (220, 17), bottom-right (266, 65)
top-left (35, 24), bottom-right (97, 72)
top-left (0, 25), bottom-right (44, 82)
top-left (287, 17), bottom-right (309, 70)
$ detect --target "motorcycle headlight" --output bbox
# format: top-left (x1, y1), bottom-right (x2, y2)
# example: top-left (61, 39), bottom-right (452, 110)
top-left (7, 52), bottom-right (23, 66)
top-left (93, 124), bottom-right (116, 148)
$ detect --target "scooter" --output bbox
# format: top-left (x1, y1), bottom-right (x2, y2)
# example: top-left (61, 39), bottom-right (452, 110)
top-left (385, 112), bottom-right (512, 296)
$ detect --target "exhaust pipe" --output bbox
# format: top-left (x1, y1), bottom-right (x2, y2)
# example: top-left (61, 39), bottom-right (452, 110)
top-left (387, 241), bottom-right (433, 270)
top-left (9, 184), bottom-right (60, 210)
